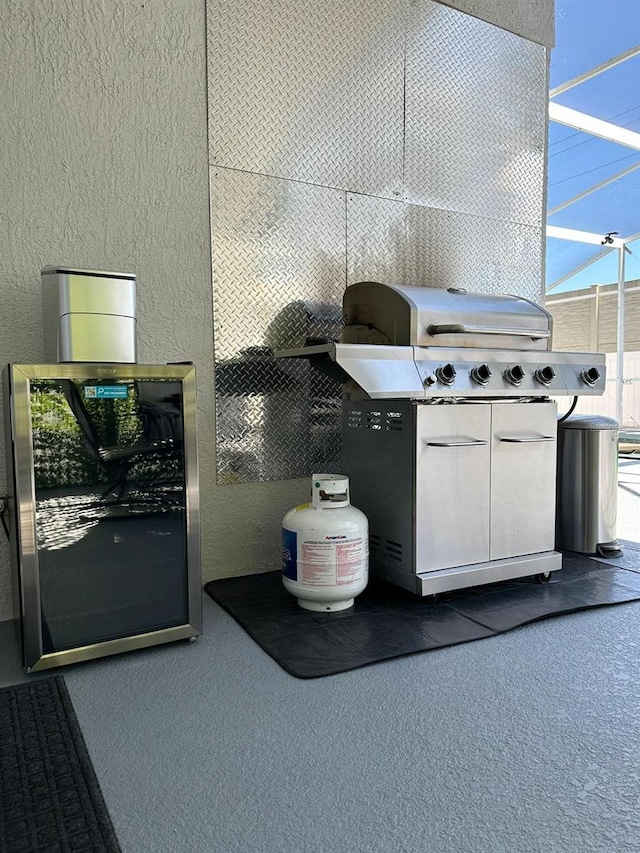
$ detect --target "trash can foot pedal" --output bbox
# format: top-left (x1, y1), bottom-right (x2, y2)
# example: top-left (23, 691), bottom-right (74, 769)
top-left (596, 540), bottom-right (623, 558)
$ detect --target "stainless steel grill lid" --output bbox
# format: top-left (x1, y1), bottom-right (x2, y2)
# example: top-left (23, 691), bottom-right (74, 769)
top-left (342, 282), bottom-right (552, 350)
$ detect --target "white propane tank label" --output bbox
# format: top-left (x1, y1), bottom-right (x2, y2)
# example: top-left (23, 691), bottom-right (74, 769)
top-left (301, 536), bottom-right (367, 587)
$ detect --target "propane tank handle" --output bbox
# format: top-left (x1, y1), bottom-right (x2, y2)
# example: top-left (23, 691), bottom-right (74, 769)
top-left (311, 474), bottom-right (350, 509)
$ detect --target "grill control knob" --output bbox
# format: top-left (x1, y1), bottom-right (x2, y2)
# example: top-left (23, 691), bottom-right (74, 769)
top-left (504, 364), bottom-right (525, 387)
top-left (436, 363), bottom-right (457, 386)
top-left (534, 365), bottom-right (556, 386)
top-left (424, 373), bottom-right (437, 387)
top-left (580, 366), bottom-right (601, 386)
top-left (470, 364), bottom-right (492, 386)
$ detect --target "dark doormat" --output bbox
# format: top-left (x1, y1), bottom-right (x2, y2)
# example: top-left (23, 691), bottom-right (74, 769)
top-left (0, 676), bottom-right (121, 853)
top-left (205, 551), bottom-right (640, 679)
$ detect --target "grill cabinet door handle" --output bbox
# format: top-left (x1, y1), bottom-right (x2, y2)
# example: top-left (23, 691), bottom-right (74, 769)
top-left (498, 435), bottom-right (555, 443)
top-left (425, 439), bottom-right (488, 447)
top-left (426, 323), bottom-right (550, 341)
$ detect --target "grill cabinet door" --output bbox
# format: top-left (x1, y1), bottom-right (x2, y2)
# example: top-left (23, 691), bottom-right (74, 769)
top-left (415, 404), bottom-right (491, 571)
top-left (490, 402), bottom-right (557, 560)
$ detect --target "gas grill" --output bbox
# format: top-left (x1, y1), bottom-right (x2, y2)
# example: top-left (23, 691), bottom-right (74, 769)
top-left (277, 282), bottom-right (606, 596)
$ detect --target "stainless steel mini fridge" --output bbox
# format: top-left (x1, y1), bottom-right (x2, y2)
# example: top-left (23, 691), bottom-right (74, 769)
top-left (3, 363), bottom-right (202, 671)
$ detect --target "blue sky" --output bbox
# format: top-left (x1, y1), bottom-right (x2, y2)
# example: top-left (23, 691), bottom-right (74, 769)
top-left (546, 0), bottom-right (640, 293)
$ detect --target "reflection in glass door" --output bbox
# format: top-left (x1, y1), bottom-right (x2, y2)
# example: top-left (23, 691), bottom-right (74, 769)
top-left (30, 377), bottom-right (189, 654)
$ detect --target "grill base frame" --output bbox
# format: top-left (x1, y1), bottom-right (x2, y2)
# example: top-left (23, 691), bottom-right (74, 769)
top-left (371, 551), bottom-right (562, 596)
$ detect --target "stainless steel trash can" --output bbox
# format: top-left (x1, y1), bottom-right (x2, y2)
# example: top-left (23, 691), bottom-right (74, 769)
top-left (556, 415), bottom-right (622, 556)
top-left (41, 266), bottom-right (137, 363)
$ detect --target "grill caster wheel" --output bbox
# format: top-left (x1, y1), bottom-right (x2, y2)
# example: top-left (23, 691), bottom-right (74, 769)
top-left (535, 572), bottom-right (551, 584)
top-left (426, 593), bottom-right (440, 604)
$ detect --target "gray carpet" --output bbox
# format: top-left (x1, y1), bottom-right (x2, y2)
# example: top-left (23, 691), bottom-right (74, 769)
top-left (2, 544), bottom-right (639, 852)
top-left (64, 587), bottom-right (640, 853)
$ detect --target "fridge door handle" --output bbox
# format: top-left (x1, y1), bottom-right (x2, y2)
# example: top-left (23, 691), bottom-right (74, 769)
top-left (425, 439), bottom-right (488, 447)
top-left (498, 435), bottom-right (555, 443)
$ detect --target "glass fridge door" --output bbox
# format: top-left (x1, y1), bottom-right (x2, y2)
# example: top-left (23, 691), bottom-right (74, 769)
top-left (6, 364), bottom-right (201, 670)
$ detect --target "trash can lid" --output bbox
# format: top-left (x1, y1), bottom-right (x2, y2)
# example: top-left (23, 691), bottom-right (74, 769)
top-left (559, 415), bottom-right (619, 431)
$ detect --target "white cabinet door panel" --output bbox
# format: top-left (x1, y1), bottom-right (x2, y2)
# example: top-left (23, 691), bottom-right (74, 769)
top-left (415, 405), bottom-right (491, 571)
top-left (491, 402), bottom-right (557, 560)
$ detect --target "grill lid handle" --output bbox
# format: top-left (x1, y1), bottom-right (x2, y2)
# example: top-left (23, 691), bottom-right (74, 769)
top-left (425, 439), bottom-right (488, 447)
top-left (426, 323), bottom-right (550, 341)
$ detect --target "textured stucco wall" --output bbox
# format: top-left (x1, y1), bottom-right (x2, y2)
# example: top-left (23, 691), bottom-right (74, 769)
top-left (0, 0), bottom-right (554, 622)
top-left (441, 0), bottom-right (554, 46)
top-left (0, 0), bottom-right (310, 621)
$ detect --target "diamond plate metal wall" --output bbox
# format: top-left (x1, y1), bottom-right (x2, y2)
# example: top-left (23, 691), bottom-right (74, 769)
top-left (208, 0), bottom-right (406, 198)
top-left (207, 0), bottom-right (549, 482)
top-left (347, 193), bottom-right (542, 301)
top-left (404, 1), bottom-right (547, 227)
top-left (346, 194), bottom-right (410, 287)
top-left (347, 194), bottom-right (542, 302)
top-left (211, 168), bottom-right (345, 483)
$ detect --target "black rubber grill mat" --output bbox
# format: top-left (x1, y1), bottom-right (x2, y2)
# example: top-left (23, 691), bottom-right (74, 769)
top-left (205, 550), bottom-right (640, 679)
top-left (0, 676), bottom-right (121, 853)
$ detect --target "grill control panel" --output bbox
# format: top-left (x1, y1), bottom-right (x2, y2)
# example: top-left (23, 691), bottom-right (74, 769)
top-left (275, 343), bottom-right (607, 400)
top-left (413, 348), bottom-right (606, 398)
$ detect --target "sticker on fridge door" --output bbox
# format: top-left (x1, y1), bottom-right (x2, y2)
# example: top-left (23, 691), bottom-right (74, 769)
top-left (84, 385), bottom-right (129, 399)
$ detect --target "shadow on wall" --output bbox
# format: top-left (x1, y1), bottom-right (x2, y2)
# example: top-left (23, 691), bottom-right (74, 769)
top-left (214, 293), bottom-right (344, 484)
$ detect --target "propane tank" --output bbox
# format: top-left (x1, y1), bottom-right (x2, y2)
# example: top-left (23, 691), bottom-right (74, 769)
top-left (282, 474), bottom-right (369, 612)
